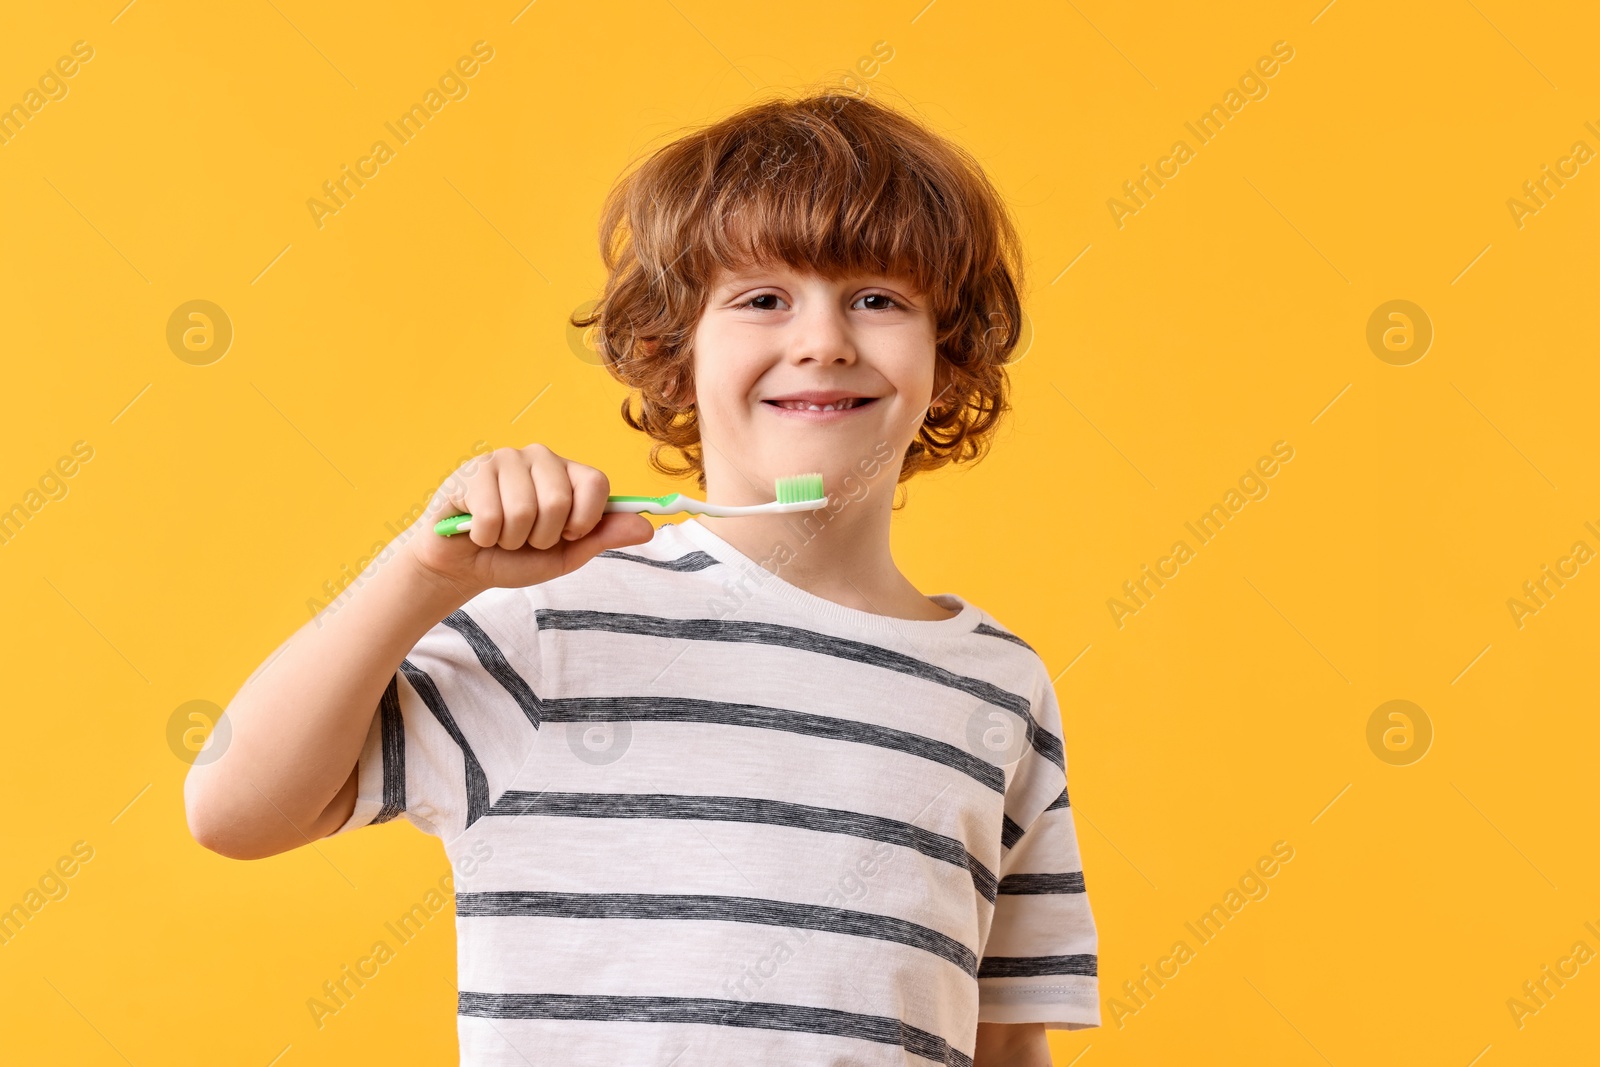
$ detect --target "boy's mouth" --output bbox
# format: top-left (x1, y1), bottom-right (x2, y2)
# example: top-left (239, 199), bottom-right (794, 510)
top-left (764, 396), bottom-right (877, 413)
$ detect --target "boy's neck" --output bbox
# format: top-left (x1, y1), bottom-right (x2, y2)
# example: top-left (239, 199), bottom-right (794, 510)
top-left (691, 497), bottom-right (957, 622)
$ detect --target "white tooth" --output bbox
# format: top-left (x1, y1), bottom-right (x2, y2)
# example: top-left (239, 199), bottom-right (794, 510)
top-left (774, 399), bottom-right (862, 410)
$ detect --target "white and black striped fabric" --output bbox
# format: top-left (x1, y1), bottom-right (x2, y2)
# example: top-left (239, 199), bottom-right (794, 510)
top-left (332, 518), bottom-right (1099, 1064)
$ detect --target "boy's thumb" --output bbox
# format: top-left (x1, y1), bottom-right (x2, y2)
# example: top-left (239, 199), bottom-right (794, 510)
top-left (558, 513), bottom-right (654, 571)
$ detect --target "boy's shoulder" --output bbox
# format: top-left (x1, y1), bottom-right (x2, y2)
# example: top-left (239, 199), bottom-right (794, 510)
top-left (970, 616), bottom-right (1040, 657)
top-left (967, 608), bottom-right (1055, 694)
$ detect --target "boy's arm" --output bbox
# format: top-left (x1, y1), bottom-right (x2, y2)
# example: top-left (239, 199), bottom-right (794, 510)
top-left (310, 754), bottom-right (361, 839)
top-left (185, 445), bottom-right (654, 860)
top-left (183, 550), bottom-right (470, 860)
top-left (972, 1022), bottom-right (1051, 1066)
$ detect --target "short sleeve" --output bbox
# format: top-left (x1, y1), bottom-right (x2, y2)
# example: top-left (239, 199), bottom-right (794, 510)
top-left (976, 674), bottom-right (1100, 1030)
top-left (325, 586), bottom-right (544, 843)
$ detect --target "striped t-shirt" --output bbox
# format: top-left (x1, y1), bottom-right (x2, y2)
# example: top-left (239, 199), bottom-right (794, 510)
top-left (331, 517), bottom-right (1099, 1064)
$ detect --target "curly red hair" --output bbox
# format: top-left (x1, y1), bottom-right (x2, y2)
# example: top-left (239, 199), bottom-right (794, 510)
top-left (572, 87), bottom-right (1027, 501)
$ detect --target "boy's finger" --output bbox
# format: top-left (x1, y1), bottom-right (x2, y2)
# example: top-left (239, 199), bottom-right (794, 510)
top-left (465, 452), bottom-right (506, 549)
top-left (527, 446), bottom-right (574, 550)
top-left (562, 462), bottom-right (610, 541)
top-left (495, 456), bottom-right (538, 551)
top-left (557, 513), bottom-right (654, 574)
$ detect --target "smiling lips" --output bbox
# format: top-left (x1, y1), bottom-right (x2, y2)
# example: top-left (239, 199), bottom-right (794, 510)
top-left (761, 390), bottom-right (881, 418)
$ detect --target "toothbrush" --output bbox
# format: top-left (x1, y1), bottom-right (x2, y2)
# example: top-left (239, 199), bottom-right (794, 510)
top-left (432, 472), bottom-right (826, 536)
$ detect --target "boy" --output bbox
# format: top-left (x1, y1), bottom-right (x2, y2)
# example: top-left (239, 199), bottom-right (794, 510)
top-left (185, 89), bottom-right (1099, 1066)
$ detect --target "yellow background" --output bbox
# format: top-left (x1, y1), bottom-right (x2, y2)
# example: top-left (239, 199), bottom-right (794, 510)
top-left (2, 0), bottom-right (1597, 1063)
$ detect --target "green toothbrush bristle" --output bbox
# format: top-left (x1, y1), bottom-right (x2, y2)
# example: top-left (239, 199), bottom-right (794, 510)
top-left (775, 472), bottom-right (825, 504)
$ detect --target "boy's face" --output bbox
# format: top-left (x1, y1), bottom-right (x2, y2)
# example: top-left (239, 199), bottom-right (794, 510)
top-left (690, 261), bottom-right (939, 505)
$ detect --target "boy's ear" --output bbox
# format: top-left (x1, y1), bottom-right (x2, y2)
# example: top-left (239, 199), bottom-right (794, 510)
top-left (662, 372), bottom-right (695, 411)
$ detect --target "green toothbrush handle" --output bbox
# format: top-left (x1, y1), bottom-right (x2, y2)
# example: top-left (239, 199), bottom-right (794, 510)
top-left (603, 494), bottom-right (682, 513)
top-left (433, 494), bottom-right (681, 536)
top-left (432, 513), bottom-right (473, 536)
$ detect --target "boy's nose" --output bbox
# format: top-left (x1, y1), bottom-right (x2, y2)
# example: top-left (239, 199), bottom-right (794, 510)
top-left (783, 309), bottom-right (857, 366)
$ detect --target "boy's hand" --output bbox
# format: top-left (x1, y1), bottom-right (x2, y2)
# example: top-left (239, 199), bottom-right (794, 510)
top-left (403, 444), bottom-right (654, 599)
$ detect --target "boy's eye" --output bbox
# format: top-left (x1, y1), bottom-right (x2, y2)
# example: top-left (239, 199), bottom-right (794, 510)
top-left (737, 292), bottom-right (903, 311)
